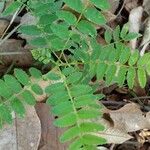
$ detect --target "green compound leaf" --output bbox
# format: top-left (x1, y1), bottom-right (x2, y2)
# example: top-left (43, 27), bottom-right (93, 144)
top-left (84, 7), bottom-right (106, 25)
top-left (63, 0), bottom-right (84, 13)
top-left (14, 69), bottom-right (30, 86)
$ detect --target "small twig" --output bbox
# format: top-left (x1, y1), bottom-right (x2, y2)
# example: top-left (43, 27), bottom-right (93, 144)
top-left (116, 0), bottom-right (126, 17)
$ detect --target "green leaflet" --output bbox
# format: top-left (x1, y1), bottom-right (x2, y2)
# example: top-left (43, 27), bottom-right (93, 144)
top-left (53, 112), bottom-right (77, 127)
top-left (63, 0), bottom-right (84, 13)
top-left (80, 122), bottom-right (105, 132)
top-left (127, 67), bottom-right (136, 89)
top-left (113, 26), bottom-right (120, 41)
top-left (105, 65), bottom-right (116, 85)
top-left (77, 20), bottom-right (97, 37)
top-left (0, 105), bottom-right (12, 124)
top-left (84, 7), bottom-right (106, 25)
top-left (18, 25), bottom-right (42, 36)
top-left (2, 1), bottom-right (22, 16)
top-left (70, 84), bottom-right (93, 97)
top-left (60, 126), bottom-right (79, 142)
top-left (46, 91), bottom-right (69, 106)
top-left (82, 134), bottom-right (107, 145)
top-left (31, 84), bottom-right (43, 95)
top-left (45, 83), bottom-right (65, 94)
top-left (29, 37), bottom-right (47, 47)
top-left (68, 138), bottom-right (82, 150)
top-left (21, 90), bottom-right (36, 105)
top-left (66, 71), bottom-right (82, 84)
top-left (14, 69), bottom-right (30, 86)
top-left (78, 108), bottom-right (100, 119)
top-left (11, 98), bottom-right (25, 117)
top-left (56, 10), bottom-right (77, 25)
top-left (119, 47), bottom-right (131, 64)
top-left (29, 67), bottom-right (42, 79)
top-left (124, 32), bottom-right (141, 41)
top-left (116, 66), bottom-right (127, 87)
top-left (146, 61), bottom-right (150, 75)
top-left (138, 67), bottom-right (147, 88)
top-left (38, 14), bottom-right (57, 25)
top-left (0, 79), bottom-right (13, 99)
top-left (104, 30), bottom-right (112, 44)
top-left (96, 63), bottom-right (108, 80)
top-left (90, 0), bottom-right (110, 10)
top-left (50, 37), bottom-right (66, 50)
top-left (4, 75), bottom-right (22, 93)
top-left (137, 53), bottom-right (150, 67)
top-left (120, 23), bottom-right (129, 38)
top-left (128, 50), bottom-right (139, 66)
top-left (51, 23), bottom-right (70, 39)
top-left (44, 72), bottom-right (61, 80)
top-left (52, 101), bottom-right (73, 116)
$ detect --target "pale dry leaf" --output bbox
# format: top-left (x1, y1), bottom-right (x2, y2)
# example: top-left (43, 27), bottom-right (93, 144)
top-left (143, 0), bottom-right (150, 15)
top-left (129, 6), bottom-right (143, 50)
top-left (107, 103), bottom-right (150, 132)
top-left (140, 17), bottom-right (150, 56)
top-left (125, 0), bottom-right (139, 12)
top-left (0, 39), bottom-right (33, 66)
top-left (0, 105), bottom-right (41, 150)
top-left (94, 118), bottom-right (133, 144)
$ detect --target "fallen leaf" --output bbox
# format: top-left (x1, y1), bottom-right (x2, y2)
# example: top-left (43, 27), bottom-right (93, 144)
top-left (0, 105), bottom-right (41, 150)
top-left (106, 103), bottom-right (150, 132)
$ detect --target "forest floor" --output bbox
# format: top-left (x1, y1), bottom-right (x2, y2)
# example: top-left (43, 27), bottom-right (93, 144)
top-left (0, 0), bottom-right (150, 150)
